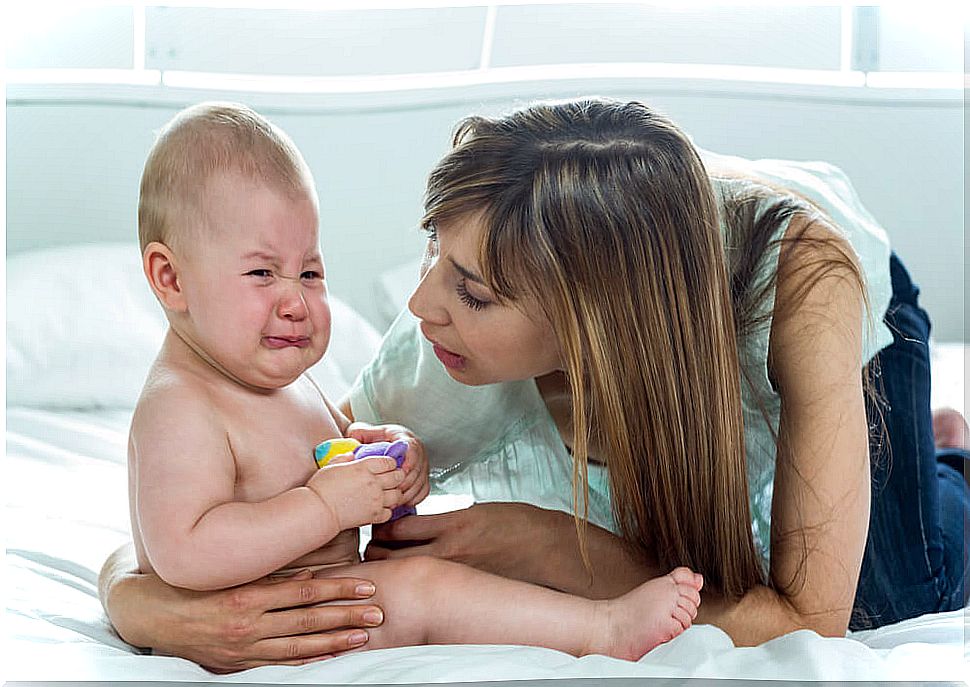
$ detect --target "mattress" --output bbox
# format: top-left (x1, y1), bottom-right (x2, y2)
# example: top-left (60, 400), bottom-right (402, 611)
top-left (5, 404), bottom-right (967, 683)
top-left (5, 241), bottom-right (967, 682)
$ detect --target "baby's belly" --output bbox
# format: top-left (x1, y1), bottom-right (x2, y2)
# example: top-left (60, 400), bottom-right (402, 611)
top-left (271, 536), bottom-right (362, 576)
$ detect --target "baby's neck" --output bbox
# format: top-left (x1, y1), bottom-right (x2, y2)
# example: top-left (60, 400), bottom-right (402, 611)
top-left (159, 326), bottom-right (279, 395)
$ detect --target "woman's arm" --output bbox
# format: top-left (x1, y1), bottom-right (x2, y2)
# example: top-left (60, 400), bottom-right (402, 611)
top-left (99, 541), bottom-right (386, 672)
top-left (367, 503), bottom-right (663, 597)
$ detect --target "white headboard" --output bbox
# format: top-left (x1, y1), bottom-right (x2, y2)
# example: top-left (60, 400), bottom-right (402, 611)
top-left (7, 77), bottom-right (964, 340)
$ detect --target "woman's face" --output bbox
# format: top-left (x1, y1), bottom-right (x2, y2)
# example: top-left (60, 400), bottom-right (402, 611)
top-left (407, 210), bottom-right (562, 386)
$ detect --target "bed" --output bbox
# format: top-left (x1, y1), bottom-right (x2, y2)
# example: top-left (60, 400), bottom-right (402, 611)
top-left (5, 243), bottom-right (967, 683)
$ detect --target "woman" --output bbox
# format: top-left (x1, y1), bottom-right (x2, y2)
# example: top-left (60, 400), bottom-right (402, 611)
top-left (100, 98), bottom-right (968, 671)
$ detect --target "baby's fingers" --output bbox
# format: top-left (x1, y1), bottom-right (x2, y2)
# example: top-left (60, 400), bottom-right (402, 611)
top-left (377, 469), bottom-right (405, 490)
top-left (382, 488), bottom-right (404, 508)
top-left (359, 456), bottom-right (398, 474)
top-left (326, 452), bottom-right (356, 466)
top-left (398, 466), bottom-right (419, 493)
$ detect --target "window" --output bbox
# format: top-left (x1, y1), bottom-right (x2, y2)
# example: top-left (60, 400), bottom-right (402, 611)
top-left (6, 2), bottom-right (964, 90)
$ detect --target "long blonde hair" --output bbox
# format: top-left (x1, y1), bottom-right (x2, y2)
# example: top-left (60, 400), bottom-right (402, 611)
top-left (422, 98), bottom-right (870, 600)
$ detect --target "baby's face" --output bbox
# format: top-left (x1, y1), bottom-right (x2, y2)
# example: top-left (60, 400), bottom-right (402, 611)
top-left (176, 172), bottom-right (331, 389)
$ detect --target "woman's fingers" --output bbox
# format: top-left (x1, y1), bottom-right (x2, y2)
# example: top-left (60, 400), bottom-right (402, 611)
top-left (400, 477), bottom-right (430, 506)
top-left (251, 654), bottom-right (335, 668)
top-left (346, 422), bottom-right (406, 443)
top-left (258, 576), bottom-right (377, 611)
top-left (249, 630), bottom-right (370, 662)
top-left (258, 602), bottom-right (384, 639)
top-left (371, 511), bottom-right (456, 541)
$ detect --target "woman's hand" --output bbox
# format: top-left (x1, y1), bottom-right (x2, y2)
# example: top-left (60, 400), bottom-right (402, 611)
top-left (367, 503), bottom-right (663, 599)
top-left (345, 422), bottom-right (430, 508)
top-left (100, 543), bottom-right (385, 673)
top-left (365, 503), bottom-right (555, 584)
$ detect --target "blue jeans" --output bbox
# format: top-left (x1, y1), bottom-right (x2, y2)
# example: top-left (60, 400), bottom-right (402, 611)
top-left (851, 253), bottom-right (969, 629)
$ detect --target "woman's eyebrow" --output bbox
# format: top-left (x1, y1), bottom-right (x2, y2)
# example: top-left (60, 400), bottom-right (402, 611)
top-left (448, 257), bottom-right (486, 285)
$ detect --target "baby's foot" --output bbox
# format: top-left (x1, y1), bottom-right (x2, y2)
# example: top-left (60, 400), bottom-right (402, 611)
top-left (588, 567), bottom-right (703, 661)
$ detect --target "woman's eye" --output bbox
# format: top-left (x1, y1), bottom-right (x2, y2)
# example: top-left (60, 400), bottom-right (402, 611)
top-left (456, 279), bottom-right (489, 311)
top-left (423, 227), bottom-right (440, 257)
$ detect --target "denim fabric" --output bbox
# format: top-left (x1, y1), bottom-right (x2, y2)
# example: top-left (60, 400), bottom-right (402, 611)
top-left (851, 253), bottom-right (969, 629)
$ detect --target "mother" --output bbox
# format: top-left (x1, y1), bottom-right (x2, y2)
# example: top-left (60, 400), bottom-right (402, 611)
top-left (100, 98), bottom-right (968, 670)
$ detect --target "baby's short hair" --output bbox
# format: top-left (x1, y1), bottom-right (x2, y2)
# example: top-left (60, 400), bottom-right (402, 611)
top-left (138, 102), bottom-right (316, 251)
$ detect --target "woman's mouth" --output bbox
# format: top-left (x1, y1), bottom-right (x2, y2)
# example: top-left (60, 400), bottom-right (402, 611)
top-left (432, 342), bottom-right (466, 370)
top-left (263, 336), bottom-right (311, 349)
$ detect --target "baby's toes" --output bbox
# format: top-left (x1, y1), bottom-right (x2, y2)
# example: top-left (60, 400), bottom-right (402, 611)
top-left (677, 594), bottom-right (698, 620)
top-left (668, 567), bottom-right (696, 587)
top-left (676, 581), bottom-right (701, 609)
top-left (672, 604), bottom-right (693, 631)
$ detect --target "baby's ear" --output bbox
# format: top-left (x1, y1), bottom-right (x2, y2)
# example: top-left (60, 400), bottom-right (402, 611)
top-left (143, 242), bottom-right (186, 312)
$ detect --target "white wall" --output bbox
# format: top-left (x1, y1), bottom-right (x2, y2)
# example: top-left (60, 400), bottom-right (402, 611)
top-left (6, 3), bottom-right (965, 338)
top-left (7, 78), bottom-right (964, 339)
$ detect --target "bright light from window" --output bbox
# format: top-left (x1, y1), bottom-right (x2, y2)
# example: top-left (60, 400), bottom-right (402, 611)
top-left (6, 3), bottom-right (93, 56)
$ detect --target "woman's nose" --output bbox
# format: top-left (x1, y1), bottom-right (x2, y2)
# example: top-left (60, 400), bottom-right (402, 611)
top-left (407, 262), bottom-right (449, 326)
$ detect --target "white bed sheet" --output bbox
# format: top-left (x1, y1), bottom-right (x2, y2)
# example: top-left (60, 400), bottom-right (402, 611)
top-left (5, 394), bottom-right (968, 683)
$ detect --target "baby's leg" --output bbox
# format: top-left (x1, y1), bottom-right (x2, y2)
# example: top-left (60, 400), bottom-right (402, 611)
top-left (316, 557), bottom-right (702, 660)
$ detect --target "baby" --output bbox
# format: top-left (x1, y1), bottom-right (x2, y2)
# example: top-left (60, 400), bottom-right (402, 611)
top-left (129, 101), bottom-right (703, 661)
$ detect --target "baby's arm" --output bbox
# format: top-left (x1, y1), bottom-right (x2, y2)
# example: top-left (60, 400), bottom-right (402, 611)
top-left (131, 388), bottom-right (403, 591)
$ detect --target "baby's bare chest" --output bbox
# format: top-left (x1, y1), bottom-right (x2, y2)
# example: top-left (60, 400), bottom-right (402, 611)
top-left (224, 392), bottom-right (340, 502)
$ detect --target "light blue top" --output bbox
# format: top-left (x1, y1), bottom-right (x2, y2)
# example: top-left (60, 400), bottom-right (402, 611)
top-left (348, 154), bottom-right (893, 568)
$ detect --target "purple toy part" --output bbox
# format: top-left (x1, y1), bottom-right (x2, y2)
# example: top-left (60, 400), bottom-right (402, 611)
top-left (352, 439), bottom-right (416, 521)
top-left (353, 439), bottom-right (408, 468)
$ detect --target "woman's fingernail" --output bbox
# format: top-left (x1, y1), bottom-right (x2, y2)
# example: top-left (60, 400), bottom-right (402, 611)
top-left (349, 631), bottom-right (368, 646)
top-left (356, 583), bottom-right (376, 596)
top-left (363, 609), bottom-right (384, 625)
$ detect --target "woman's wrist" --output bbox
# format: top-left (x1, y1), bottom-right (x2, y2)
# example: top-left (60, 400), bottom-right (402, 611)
top-left (528, 507), bottom-right (576, 588)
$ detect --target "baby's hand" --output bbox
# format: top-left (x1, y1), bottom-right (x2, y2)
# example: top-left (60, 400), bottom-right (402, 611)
top-left (307, 455), bottom-right (404, 530)
top-left (346, 422), bottom-right (430, 508)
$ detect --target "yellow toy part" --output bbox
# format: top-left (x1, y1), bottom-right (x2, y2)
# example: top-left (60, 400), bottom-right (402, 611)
top-left (314, 437), bottom-right (362, 468)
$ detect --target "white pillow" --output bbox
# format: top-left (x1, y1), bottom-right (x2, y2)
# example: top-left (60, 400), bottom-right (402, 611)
top-left (376, 258), bottom-right (422, 332)
top-left (6, 242), bottom-right (382, 409)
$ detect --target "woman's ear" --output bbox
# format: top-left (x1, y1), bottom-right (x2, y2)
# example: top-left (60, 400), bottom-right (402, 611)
top-left (143, 241), bottom-right (187, 312)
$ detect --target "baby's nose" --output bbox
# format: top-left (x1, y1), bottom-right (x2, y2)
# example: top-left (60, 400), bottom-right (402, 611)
top-left (277, 288), bottom-right (308, 320)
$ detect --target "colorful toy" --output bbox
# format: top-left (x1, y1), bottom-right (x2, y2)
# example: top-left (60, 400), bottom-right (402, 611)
top-left (313, 438), bottom-right (417, 521)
